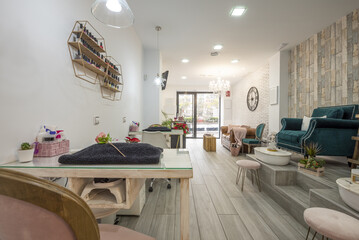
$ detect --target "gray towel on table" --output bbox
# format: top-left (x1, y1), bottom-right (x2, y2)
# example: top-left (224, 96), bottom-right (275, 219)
top-left (58, 143), bottom-right (163, 164)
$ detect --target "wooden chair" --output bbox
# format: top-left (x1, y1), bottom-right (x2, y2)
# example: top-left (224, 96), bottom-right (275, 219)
top-left (242, 123), bottom-right (266, 153)
top-left (0, 169), bottom-right (154, 240)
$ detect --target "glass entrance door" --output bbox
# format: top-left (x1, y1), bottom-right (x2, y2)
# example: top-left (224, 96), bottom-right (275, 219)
top-left (177, 93), bottom-right (194, 138)
top-left (177, 92), bottom-right (220, 138)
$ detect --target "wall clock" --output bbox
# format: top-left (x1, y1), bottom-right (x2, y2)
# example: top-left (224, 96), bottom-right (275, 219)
top-left (247, 87), bottom-right (259, 111)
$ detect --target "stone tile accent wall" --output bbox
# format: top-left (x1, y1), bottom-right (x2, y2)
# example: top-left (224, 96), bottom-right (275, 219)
top-left (289, 9), bottom-right (359, 117)
top-left (232, 64), bottom-right (269, 137)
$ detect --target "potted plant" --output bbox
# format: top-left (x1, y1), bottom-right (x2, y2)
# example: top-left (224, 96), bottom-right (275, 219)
top-left (161, 111), bottom-right (173, 129)
top-left (18, 142), bottom-right (35, 163)
top-left (298, 142), bottom-right (325, 176)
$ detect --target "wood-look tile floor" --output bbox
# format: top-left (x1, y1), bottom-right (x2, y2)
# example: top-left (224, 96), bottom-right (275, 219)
top-left (116, 139), bottom-right (306, 240)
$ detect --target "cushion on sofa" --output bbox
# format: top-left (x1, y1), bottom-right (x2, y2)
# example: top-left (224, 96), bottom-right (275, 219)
top-left (246, 128), bottom-right (256, 136)
top-left (327, 109), bottom-right (344, 119)
top-left (277, 130), bottom-right (306, 144)
top-left (312, 106), bottom-right (355, 119)
top-left (301, 115), bottom-right (326, 131)
top-left (311, 108), bottom-right (341, 119)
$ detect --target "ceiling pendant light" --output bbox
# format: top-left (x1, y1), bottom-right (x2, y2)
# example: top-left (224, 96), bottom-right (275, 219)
top-left (154, 26), bottom-right (165, 87)
top-left (91, 0), bottom-right (134, 28)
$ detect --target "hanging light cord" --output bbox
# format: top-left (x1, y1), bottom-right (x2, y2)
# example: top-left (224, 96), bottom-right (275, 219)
top-left (155, 26), bottom-right (161, 51)
top-left (155, 26), bottom-right (162, 80)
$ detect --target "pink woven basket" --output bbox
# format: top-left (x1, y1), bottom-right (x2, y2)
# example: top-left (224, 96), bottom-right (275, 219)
top-left (34, 140), bottom-right (70, 157)
top-left (129, 125), bottom-right (139, 132)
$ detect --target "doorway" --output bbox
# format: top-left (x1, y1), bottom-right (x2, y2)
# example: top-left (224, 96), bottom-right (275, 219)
top-left (176, 92), bottom-right (221, 138)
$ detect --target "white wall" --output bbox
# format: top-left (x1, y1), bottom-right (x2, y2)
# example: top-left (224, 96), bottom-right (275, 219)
top-left (0, 0), bottom-right (144, 164)
top-left (268, 51), bottom-right (289, 133)
top-left (142, 49), bottom-right (161, 128)
top-left (269, 53), bottom-right (281, 133)
top-left (231, 64), bottom-right (270, 137)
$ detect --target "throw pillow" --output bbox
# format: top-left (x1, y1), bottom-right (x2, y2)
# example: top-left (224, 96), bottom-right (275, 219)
top-left (301, 115), bottom-right (327, 131)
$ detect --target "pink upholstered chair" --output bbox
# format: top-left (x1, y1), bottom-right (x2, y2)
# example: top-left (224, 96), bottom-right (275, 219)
top-left (0, 169), bottom-right (154, 240)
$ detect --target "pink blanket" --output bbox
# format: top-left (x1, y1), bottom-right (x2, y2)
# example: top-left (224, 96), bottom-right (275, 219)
top-left (232, 127), bottom-right (247, 146)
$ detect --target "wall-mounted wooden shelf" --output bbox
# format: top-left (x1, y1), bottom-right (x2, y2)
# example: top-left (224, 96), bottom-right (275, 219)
top-left (100, 56), bottom-right (123, 101)
top-left (68, 42), bottom-right (108, 68)
top-left (72, 30), bottom-right (106, 53)
top-left (72, 59), bottom-right (106, 76)
top-left (67, 21), bottom-right (123, 101)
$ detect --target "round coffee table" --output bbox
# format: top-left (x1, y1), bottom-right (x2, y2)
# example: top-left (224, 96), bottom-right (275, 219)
top-left (254, 147), bottom-right (291, 166)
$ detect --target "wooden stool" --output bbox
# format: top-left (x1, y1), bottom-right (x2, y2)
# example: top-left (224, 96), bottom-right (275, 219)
top-left (235, 160), bottom-right (261, 192)
top-left (203, 135), bottom-right (216, 152)
top-left (304, 207), bottom-right (359, 240)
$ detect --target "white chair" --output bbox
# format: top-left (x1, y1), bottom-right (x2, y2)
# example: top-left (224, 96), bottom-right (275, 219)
top-left (142, 131), bottom-right (171, 192)
top-left (142, 131), bottom-right (169, 149)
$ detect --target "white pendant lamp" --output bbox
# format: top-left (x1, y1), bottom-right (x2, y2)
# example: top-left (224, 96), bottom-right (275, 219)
top-left (91, 0), bottom-right (134, 28)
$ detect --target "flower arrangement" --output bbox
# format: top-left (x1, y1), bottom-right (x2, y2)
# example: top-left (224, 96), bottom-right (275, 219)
top-left (125, 137), bottom-right (140, 143)
top-left (173, 123), bottom-right (190, 136)
top-left (95, 132), bottom-right (125, 157)
top-left (161, 119), bottom-right (172, 129)
top-left (161, 111), bottom-right (172, 129)
top-left (299, 142), bottom-right (325, 169)
top-left (95, 132), bottom-right (113, 144)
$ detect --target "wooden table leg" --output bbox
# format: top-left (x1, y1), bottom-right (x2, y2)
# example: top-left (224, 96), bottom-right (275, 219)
top-left (180, 178), bottom-right (189, 240)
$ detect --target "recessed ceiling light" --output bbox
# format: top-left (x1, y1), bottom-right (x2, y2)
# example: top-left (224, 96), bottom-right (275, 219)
top-left (181, 58), bottom-right (189, 63)
top-left (231, 59), bottom-right (239, 63)
top-left (181, 76), bottom-right (187, 79)
top-left (213, 44), bottom-right (223, 50)
top-left (230, 7), bottom-right (247, 17)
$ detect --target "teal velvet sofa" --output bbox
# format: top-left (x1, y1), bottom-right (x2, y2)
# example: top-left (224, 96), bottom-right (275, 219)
top-left (276, 105), bottom-right (359, 157)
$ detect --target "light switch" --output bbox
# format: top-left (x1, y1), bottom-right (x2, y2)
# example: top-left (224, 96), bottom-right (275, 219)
top-left (123, 117), bottom-right (126, 123)
top-left (94, 116), bottom-right (100, 125)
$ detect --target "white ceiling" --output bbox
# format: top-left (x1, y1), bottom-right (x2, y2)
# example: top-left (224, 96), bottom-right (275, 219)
top-left (128, 0), bottom-right (359, 86)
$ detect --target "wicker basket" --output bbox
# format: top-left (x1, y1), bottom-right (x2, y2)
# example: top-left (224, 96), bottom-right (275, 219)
top-left (34, 140), bottom-right (69, 157)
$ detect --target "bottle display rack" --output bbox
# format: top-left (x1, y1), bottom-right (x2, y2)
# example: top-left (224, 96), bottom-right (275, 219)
top-left (67, 21), bottom-right (123, 101)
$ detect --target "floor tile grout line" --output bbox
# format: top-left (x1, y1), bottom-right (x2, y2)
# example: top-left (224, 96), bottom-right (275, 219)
top-left (187, 141), bottom-right (203, 240)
